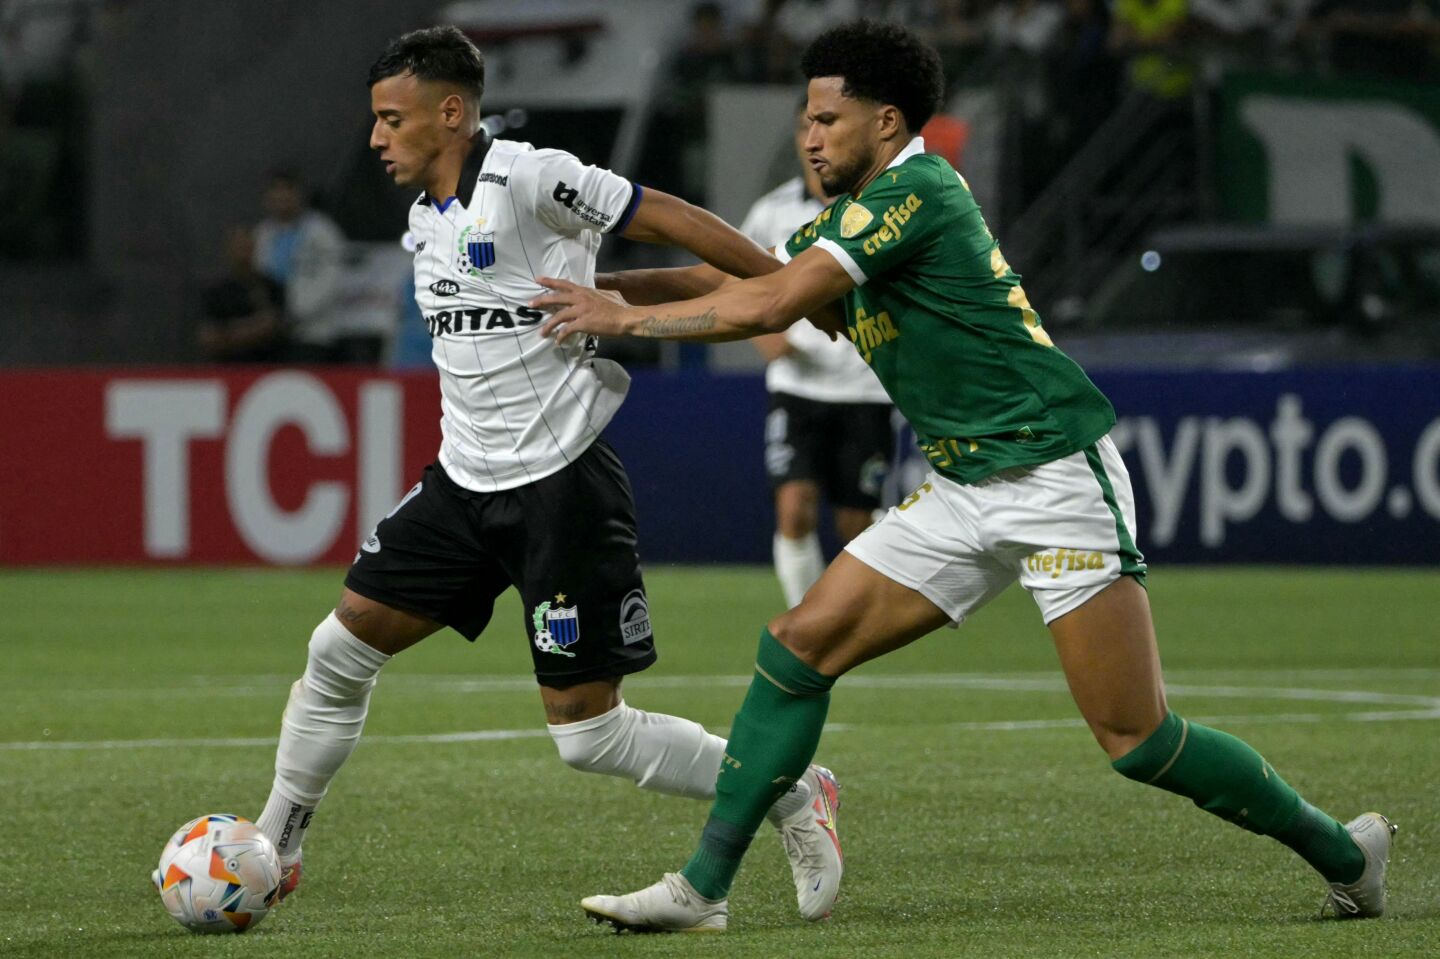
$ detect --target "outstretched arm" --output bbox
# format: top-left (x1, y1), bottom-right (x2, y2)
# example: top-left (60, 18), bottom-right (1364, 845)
top-left (596, 262), bottom-right (732, 306)
top-left (533, 247), bottom-right (855, 343)
top-left (618, 189), bottom-right (781, 285)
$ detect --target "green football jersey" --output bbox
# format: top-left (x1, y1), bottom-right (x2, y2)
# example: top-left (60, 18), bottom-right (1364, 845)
top-left (782, 141), bottom-right (1115, 484)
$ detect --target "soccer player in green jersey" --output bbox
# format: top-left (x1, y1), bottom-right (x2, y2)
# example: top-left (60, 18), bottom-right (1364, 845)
top-left (532, 19), bottom-right (1395, 932)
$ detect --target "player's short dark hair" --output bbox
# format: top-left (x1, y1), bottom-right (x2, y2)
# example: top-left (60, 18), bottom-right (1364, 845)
top-left (800, 19), bottom-right (944, 133)
top-left (367, 25), bottom-right (485, 101)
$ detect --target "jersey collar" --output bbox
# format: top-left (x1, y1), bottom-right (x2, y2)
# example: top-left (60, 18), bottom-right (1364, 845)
top-left (417, 131), bottom-right (493, 211)
top-left (885, 135), bottom-right (926, 171)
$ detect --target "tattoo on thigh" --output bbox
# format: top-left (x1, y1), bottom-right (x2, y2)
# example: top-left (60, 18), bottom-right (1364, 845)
top-left (544, 699), bottom-right (591, 724)
top-left (336, 599), bottom-right (370, 626)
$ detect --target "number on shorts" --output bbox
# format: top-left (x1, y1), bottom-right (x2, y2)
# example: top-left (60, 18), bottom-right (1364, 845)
top-left (897, 481), bottom-right (933, 511)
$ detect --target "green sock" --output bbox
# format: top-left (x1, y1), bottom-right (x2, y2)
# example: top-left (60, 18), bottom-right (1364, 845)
top-left (680, 628), bottom-right (835, 900)
top-left (1113, 712), bottom-right (1363, 883)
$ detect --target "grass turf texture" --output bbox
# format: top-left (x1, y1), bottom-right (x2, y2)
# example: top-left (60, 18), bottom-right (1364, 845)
top-left (0, 566), bottom-right (1436, 958)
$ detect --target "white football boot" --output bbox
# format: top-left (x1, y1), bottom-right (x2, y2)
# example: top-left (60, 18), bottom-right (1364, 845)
top-left (775, 764), bottom-right (844, 920)
top-left (1321, 812), bottom-right (1397, 919)
top-left (582, 872), bottom-right (728, 933)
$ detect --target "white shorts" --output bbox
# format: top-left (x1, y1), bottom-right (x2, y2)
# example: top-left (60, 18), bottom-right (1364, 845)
top-left (844, 435), bottom-right (1145, 626)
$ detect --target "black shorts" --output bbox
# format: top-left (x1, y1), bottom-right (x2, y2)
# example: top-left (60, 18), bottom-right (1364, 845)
top-left (764, 393), bottom-right (893, 510)
top-left (344, 440), bottom-right (657, 687)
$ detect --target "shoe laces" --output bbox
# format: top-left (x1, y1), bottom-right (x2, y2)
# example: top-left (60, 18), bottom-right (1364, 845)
top-left (660, 872), bottom-right (705, 907)
top-left (1321, 888), bottom-right (1361, 918)
top-left (779, 818), bottom-right (826, 872)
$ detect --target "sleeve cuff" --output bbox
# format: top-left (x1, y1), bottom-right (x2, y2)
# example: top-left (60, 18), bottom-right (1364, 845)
top-left (814, 237), bottom-right (869, 286)
top-left (610, 182), bottom-right (644, 234)
top-left (774, 243), bottom-right (792, 265)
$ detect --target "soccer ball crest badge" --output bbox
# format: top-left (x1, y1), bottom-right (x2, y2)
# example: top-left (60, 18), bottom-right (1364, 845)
top-left (457, 223), bottom-right (495, 275)
top-left (532, 599), bottom-right (579, 657)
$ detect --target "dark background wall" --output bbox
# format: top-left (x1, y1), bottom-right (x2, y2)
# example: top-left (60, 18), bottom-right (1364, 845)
top-left (1, 0), bottom-right (432, 365)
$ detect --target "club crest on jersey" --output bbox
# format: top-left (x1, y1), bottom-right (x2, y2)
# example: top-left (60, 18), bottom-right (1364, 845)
top-left (840, 202), bottom-right (874, 238)
top-left (457, 224), bottom-right (496, 275)
top-left (532, 598), bottom-right (579, 657)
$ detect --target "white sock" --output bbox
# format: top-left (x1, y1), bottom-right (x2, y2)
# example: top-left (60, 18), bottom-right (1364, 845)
top-left (256, 613), bottom-right (390, 859)
top-left (256, 792), bottom-right (312, 863)
top-left (548, 701), bottom-right (810, 823)
top-left (773, 532), bottom-right (825, 608)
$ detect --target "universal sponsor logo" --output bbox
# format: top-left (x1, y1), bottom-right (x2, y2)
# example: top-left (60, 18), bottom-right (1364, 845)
top-left (478, 171), bottom-right (508, 187)
top-left (429, 279), bottom-right (460, 296)
top-left (552, 181), bottom-right (614, 230)
top-left (619, 588), bottom-right (653, 645)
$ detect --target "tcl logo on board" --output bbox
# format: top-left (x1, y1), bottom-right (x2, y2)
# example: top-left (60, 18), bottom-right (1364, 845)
top-left (105, 372), bottom-right (409, 564)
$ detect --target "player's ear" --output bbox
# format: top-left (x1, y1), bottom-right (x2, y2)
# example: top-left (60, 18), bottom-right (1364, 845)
top-left (439, 92), bottom-right (467, 131)
top-left (876, 104), bottom-right (903, 143)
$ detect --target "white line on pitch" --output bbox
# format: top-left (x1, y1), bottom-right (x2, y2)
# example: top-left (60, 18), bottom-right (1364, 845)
top-left (0, 728), bottom-right (550, 752)
top-left (5, 707), bottom-right (1438, 753)
top-left (16, 669), bottom-right (1440, 704)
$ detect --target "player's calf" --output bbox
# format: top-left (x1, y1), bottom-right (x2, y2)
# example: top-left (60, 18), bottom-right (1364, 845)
top-left (1113, 711), bottom-right (1378, 907)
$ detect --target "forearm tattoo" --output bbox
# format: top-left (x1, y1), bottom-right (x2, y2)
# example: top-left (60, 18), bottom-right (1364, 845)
top-left (635, 308), bottom-right (718, 338)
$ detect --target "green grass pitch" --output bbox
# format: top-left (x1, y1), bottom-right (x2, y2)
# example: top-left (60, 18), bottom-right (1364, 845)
top-left (1, 566), bottom-right (1436, 958)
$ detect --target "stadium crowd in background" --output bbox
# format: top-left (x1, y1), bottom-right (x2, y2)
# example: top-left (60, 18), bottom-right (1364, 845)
top-left (2, 0), bottom-right (1439, 363)
top-left (649, 0), bottom-right (1440, 217)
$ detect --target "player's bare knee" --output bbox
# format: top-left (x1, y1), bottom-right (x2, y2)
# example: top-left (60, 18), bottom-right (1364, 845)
top-left (1094, 715), bottom-right (1164, 762)
top-left (767, 604), bottom-right (843, 670)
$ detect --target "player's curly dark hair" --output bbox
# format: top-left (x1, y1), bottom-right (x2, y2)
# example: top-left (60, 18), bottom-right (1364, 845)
top-left (800, 19), bottom-right (944, 132)
top-left (368, 25), bottom-right (485, 100)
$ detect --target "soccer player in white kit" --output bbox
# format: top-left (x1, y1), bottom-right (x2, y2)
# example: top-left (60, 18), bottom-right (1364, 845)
top-left (741, 103), bottom-right (893, 608)
top-left (251, 26), bottom-right (844, 922)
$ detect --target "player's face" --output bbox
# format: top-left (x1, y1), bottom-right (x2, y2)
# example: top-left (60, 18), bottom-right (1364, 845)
top-left (369, 73), bottom-right (455, 189)
top-left (802, 76), bottom-right (882, 196)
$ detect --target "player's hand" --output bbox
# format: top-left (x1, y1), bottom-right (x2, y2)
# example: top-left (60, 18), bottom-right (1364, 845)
top-left (809, 300), bottom-right (846, 341)
top-left (532, 277), bottom-right (630, 343)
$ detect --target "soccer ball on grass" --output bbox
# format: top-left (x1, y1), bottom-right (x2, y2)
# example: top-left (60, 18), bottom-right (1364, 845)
top-left (152, 814), bottom-right (282, 933)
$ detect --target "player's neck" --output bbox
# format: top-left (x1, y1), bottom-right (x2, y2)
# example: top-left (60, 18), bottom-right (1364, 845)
top-left (852, 135), bottom-right (911, 196)
top-left (423, 135), bottom-right (478, 201)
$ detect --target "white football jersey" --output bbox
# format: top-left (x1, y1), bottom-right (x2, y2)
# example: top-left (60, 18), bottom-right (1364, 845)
top-left (740, 176), bottom-right (890, 405)
top-left (408, 135), bottom-right (643, 492)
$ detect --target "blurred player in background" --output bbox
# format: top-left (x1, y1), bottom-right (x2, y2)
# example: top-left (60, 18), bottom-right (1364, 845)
top-left (742, 102), bottom-right (893, 608)
top-left (535, 18), bottom-right (1395, 933)
top-left (252, 25), bottom-right (843, 923)
top-left (196, 225), bottom-right (285, 363)
top-left (252, 169), bottom-right (351, 362)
